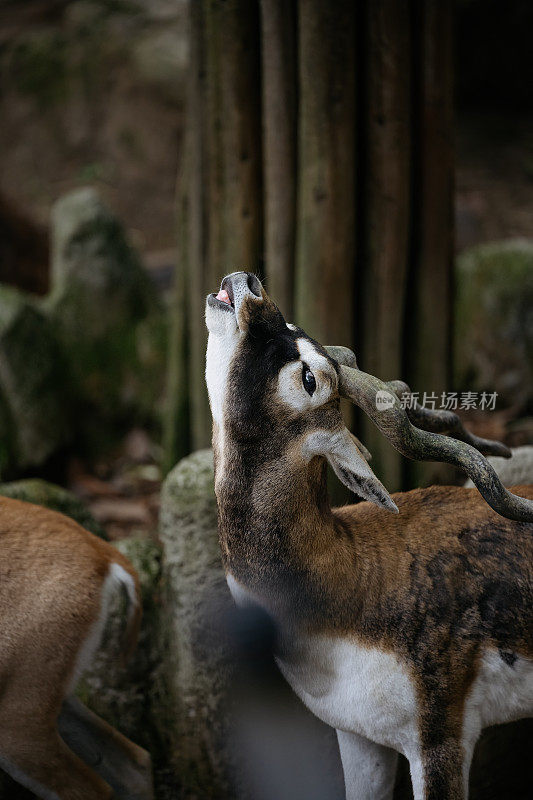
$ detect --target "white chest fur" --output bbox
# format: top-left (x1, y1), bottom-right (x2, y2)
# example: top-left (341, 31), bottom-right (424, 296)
top-left (226, 573), bottom-right (421, 756)
top-left (276, 633), bottom-right (420, 756)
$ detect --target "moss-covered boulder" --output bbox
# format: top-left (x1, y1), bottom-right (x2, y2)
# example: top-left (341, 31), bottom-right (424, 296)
top-left (464, 445), bottom-right (533, 489)
top-left (45, 188), bottom-right (167, 449)
top-left (76, 536), bottom-right (164, 760)
top-left (0, 478), bottom-right (107, 539)
top-left (455, 239), bottom-right (533, 408)
top-left (158, 448), bottom-right (233, 797)
top-left (0, 286), bottom-right (69, 474)
top-left (158, 449), bottom-right (345, 799)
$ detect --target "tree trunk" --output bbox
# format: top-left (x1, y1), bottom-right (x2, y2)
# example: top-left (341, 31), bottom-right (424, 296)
top-left (0, 193), bottom-right (49, 295)
top-left (173, 0), bottom-right (263, 458)
top-left (184, 0), bottom-right (211, 454)
top-left (406, 0), bottom-right (454, 487)
top-left (168, 0), bottom-right (455, 493)
top-left (358, 0), bottom-right (412, 492)
top-left (260, 0), bottom-right (298, 320)
top-left (408, 0), bottom-right (454, 397)
top-left (295, 0), bottom-right (357, 348)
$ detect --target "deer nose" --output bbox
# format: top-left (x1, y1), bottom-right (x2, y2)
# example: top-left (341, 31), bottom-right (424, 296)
top-left (222, 272), bottom-right (262, 323)
top-left (221, 272), bottom-right (263, 324)
top-left (221, 271), bottom-right (262, 300)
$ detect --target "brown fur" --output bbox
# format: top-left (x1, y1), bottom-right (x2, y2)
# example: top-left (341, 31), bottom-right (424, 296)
top-left (0, 496), bottom-right (143, 799)
top-left (208, 273), bottom-right (533, 799)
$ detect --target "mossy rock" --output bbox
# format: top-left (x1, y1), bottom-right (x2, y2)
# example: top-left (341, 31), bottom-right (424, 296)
top-left (454, 239), bottom-right (533, 408)
top-left (159, 449), bottom-right (234, 797)
top-left (44, 188), bottom-right (167, 451)
top-left (464, 446), bottom-right (533, 489)
top-left (0, 286), bottom-right (70, 474)
top-left (0, 478), bottom-right (107, 539)
top-left (76, 536), bottom-right (165, 759)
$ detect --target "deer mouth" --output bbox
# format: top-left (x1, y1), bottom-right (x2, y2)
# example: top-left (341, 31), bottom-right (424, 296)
top-left (208, 279), bottom-right (235, 314)
top-left (207, 272), bottom-right (263, 329)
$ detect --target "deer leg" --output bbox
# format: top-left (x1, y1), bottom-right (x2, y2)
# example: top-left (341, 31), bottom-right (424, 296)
top-left (336, 730), bottom-right (398, 800)
top-left (407, 741), bottom-right (466, 800)
top-left (0, 728), bottom-right (113, 800)
top-left (58, 696), bottom-right (153, 800)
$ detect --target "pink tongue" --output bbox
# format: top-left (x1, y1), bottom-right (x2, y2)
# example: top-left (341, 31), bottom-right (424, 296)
top-left (216, 289), bottom-right (231, 305)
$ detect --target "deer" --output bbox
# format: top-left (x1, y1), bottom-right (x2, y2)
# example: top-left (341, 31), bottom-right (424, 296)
top-left (0, 495), bottom-right (153, 800)
top-left (205, 271), bottom-right (533, 800)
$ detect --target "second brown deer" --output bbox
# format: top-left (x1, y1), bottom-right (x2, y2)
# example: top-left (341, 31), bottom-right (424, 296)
top-left (0, 497), bottom-right (153, 800)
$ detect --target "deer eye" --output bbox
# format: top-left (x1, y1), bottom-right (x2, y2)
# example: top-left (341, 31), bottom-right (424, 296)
top-left (302, 364), bottom-right (316, 396)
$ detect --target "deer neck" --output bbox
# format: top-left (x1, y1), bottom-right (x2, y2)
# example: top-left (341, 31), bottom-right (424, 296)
top-left (213, 425), bottom-right (361, 623)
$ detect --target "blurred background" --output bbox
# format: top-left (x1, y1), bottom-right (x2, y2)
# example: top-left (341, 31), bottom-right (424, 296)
top-left (0, 1), bottom-right (532, 798)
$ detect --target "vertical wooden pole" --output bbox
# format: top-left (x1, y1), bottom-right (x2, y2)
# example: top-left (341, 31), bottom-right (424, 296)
top-left (359, 0), bottom-right (412, 492)
top-left (295, 0), bottom-right (357, 348)
top-left (186, 0), bottom-right (211, 452)
top-left (184, 0), bottom-right (263, 452)
top-left (162, 154), bottom-right (190, 474)
top-left (408, 0), bottom-right (454, 395)
top-left (260, 0), bottom-right (298, 320)
top-left (406, 0), bottom-right (454, 487)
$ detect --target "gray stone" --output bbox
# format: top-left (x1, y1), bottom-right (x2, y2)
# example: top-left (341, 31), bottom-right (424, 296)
top-left (454, 239), bottom-right (533, 408)
top-left (464, 446), bottom-right (533, 488)
top-left (76, 536), bottom-right (164, 760)
top-left (0, 478), bottom-right (107, 539)
top-left (45, 188), bottom-right (167, 442)
top-left (132, 29), bottom-right (189, 105)
top-left (0, 286), bottom-right (69, 474)
top-left (159, 448), bottom-right (234, 797)
top-left (158, 449), bottom-right (346, 799)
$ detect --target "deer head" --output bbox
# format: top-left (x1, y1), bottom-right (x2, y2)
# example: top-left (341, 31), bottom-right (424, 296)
top-left (205, 271), bottom-right (396, 513)
top-left (205, 272), bottom-right (533, 523)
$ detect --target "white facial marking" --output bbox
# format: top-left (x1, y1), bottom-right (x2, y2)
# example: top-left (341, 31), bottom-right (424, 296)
top-left (205, 303), bottom-right (240, 428)
top-left (296, 337), bottom-right (330, 372)
top-left (286, 322), bottom-right (298, 331)
top-left (276, 337), bottom-right (334, 412)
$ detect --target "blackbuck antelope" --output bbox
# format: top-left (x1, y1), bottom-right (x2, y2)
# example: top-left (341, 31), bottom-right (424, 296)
top-left (205, 272), bottom-right (533, 800)
top-left (0, 497), bottom-right (153, 800)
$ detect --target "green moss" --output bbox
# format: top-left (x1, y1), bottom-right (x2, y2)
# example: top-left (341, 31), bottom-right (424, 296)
top-left (76, 536), bottom-right (167, 762)
top-left (11, 32), bottom-right (69, 107)
top-left (44, 188), bottom-right (167, 455)
top-left (0, 287), bottom-right (71, 471)
top-left (454, 239), bottom-right (533, 406)
top-left (0, 478), bottom-right (107, 539)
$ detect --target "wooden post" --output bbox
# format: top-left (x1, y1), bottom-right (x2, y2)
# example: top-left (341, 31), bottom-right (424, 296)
top-left (406, 0), bottom-right (454, 487)
top-left (260, 0), bottom-right (298, 320)
top-left (407, 0), bottom-right (454, 398)
top-left (295, 0), bottom-right (357, 348)
top-left (185, 0), bottom-right (211, 453)
top-left (162, 155), bottom-right (190, 474)
top-left (183, 0), bottom-right (263, 452)
top-left (169, 0), bottom-right (455, 494)
top-left (358, 0), bottom-right (412, 492)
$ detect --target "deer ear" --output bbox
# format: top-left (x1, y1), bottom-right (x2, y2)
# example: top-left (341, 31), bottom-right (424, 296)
top-left (302, 429), bottom-right (398, 513)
